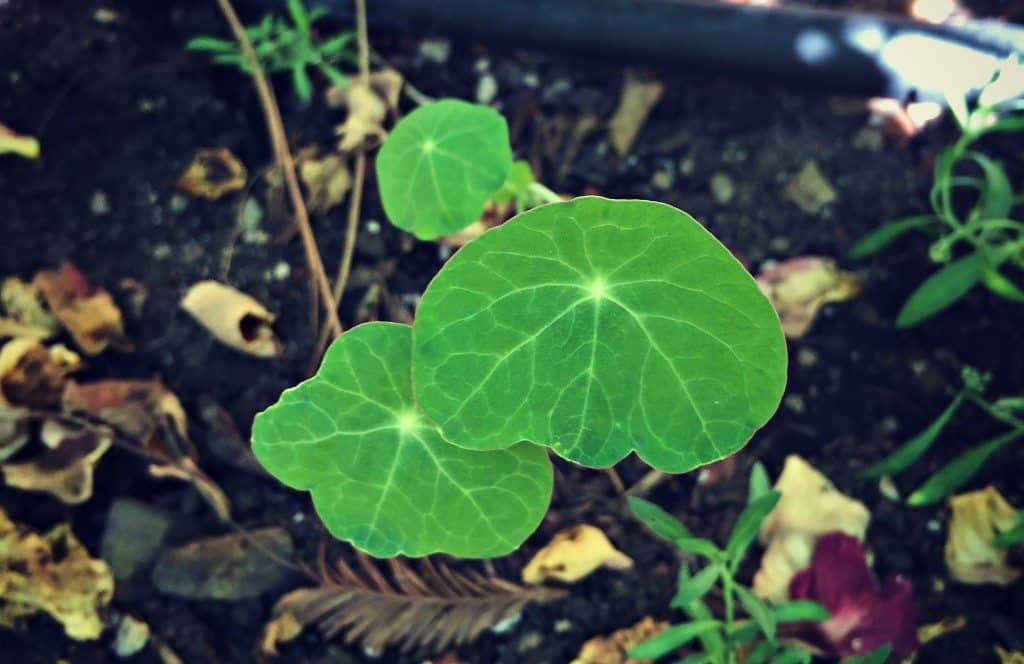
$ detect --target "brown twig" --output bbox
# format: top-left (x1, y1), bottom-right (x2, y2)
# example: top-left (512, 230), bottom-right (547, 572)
top-left (213, 0), bottom-right (342, 339)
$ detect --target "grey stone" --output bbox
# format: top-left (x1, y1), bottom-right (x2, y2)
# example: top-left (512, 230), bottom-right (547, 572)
top-left (710, 172), bottom-right (735, 204)
top-left (101, 499), bottom-right (172, 580)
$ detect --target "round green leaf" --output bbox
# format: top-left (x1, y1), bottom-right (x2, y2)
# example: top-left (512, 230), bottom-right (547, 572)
top-left (376, 99), bottom-right (512, 240)
top-left (252, 322), bottom-right (552, 558)
top-left (412, 197), bottom-right (787, 472)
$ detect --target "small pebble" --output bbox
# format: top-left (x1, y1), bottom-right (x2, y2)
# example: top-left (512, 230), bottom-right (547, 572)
top-left (112, 615), bottom-right (150, 658)
top-left (153, 243), bottom-right (172, 260)
top-left (473, 57), bottom-right (490, 73)
top-left (797, 347), bottom-right (819, 367)
top-left (169, 193), bottom-right (188, 213)
top-left (272, 261), bottom-right (290, 281)
top-left (90, 190), bottom-right (111, 215)
top-left (927, 519), bottom-right (942, 533)
top-left (554, 619), bottom-right (573, 633)
top-left (878, 476), bottom-right (901, 502)
top-left (417, 38), bottom-right (450, 64)
top-left (651, 169), bottom-right (674, 191)
top-left (366, 219), bottom-right (381, 233)
top-left (522, 72), bottom-right (539, 88)
top-left (769, 236), bottom-right (791, 253)
top-left (516, 631), bottom-right (543, 653)
top-left (476, 74), bottom-right (498, 105)
top-left (490, 612), bottom-right (522, 634)
top-left (678, 156), bottom-right (695, 175)
top-left (710, 172), bottom-right (735, 204)
top-left (784, 394), bottom-right (806, 414)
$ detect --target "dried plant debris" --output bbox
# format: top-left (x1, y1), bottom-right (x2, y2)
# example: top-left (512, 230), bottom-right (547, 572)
top-left (1, 419), bottom-right (113, 504)
top-left (0, 122), bottom-right (40, 159)
top-left (296, 146), bottom-right (352, 214)
top-left (756, 257), bottom-right (862, 338)
top-left (0, 507), bottom-right (113, 640)
top-left (177, 147), bottom-right (247, 199)
top-left (570, 616), bottom-right (670, 664)
top-left (180, 281), bottom-right (282, 358)
top-left (327, 69), bottom-right (403, 153)
top-left (521, 525), bottom-right (634, 585)
top-left (0, 278), bottom-right (59, 340)
top-left (608, 70), bottom-right (664, 157)
top-left (63, 378), bottom-right (230, 518)
top-left (945, 486), bottom-right (1021, 585)
top-left (33, 262), bottom-right (132, 356)
top-left (997, 647), bottom-right (1024, 663)
top-left (754, 455), bottom-right (870, 603)
top-left (263, 555), bottom-right (566, 656)
top-left (783, 161), bottom-right (837, 214)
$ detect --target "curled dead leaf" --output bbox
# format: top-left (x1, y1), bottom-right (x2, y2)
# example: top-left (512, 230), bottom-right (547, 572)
top-left (945, 486), bottom-right (1021, 585)
top-left (327, 69), bottom-right (403, 153)
top-left (0, 507), bottom-right (113, 640)
top-left (1, 420), bottom-right (113, 504)
top-left (177, 148), bottom-right (247, 200)
top-left (522, 524), bottom-right (633, 585)
top-left (0, 277), bottom-right (59, 340)
top-left (570, 616), bottom-right (670, 664)
top-left (997, 646), bottom-right (1024, 664)
top-left (608, 70), bottom-right (664, 157)
top-left (180, 281), bottom-right (281, 358)
top-left (261, 611), bottom-right (304, 656)
top-left (753, 455), bottom-right (870, 603)
top-left (756, 257), bottom-right (862, 338)
top-left (0, 339), bottom-right (67, 408)
top-left (917, 615), bottom-right (967, 646)
top-left (297, 147), bottom-right (352, 214)
top-left (0, 122), bottom-right (40, 159)
top-left (33, 262), bottom-right (131, 356)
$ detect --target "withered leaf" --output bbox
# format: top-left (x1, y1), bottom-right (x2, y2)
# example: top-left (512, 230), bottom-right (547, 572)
top-left (522, 525), bottom-right (633, 585)
top-left (327, 69), bottom-right (403, 153)
top-left (571, 616), bottom-right (670, 664)
top-left (756, 257), bottom-right (862, 339)
top-left (0, 277), bottom-right (58, 341)
top-left (180, 281), bottom-right (281, 358)
top-left (0, 122), bottom-right (40, 159)
top-left (177, 148), bottom-right (247, 200)
top-left (608, 71), bottom-right (664, 157)
top-left (33, 262), bottom-right (132, 356)
top-left (1, 420), bottom-right (113, 504)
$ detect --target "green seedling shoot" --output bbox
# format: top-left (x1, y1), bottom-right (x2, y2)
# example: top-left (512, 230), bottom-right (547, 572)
top-left (187, 0), bottom-right (356, 102)
top-left (251, 98), bottom-right (789, 558)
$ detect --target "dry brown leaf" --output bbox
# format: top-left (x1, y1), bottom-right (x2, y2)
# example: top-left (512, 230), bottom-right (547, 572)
top-left (522, 524), bottom-right (634, 585)
top-left (917, 615), bottom-right (967, 646)
top-left (438, 199), bottom-right (515, 249)
top-left (63, 378), bottom-right (230, 519)
top-left (265, 555), bottom-right (565, 656)
top-left (756, 257), bottom-right (862, 338)
top-left (945, 486), bottom-right (1021, 585)
top-left (297, 148), bottom-right (352, 214)
top-left (327, 69), bottom-right (403, 153)
top-left (0, 122), bottom-right (40, 159)
top-left (33, 262), bottom-right (131, 356)
top-left (1, 420), bottom-right (113, 504)
top-left (783, 161), bottom-right (837, 214)
top-left (0, 277), bottom-right (59, 341)
top-left (753, 455), bottom-right (870, 603)
top-left (608, 71), bottom-right (664, 157)
top-left (0, 506), bottom-right (113, 640)
top-left (996, 646), bottom-right (1024, 663)
top-left (180, 281), bottom-right (281, 358)
top-left (0, 339), bottom-right (68, 408)
top-left (261, 611), bottom-right (304, 656)
top-left (177, 148), bottom-right (247, 199)
top-left (571, 616), bottom-right (670, 664)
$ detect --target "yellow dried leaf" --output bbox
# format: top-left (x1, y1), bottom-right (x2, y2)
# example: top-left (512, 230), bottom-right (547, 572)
top-left (783, 161), bottom-right (837, 214)
top-left (996, 646), bottom-right (1024, 664)
top-left (33, 262), bottom-right (132, 356)
top-left (945, 486), bottom-right (1021, 585)
top-left (0, 277), bottom-right (59, 341)
top-left (0, 507), bottom-right (113, 640)
top-left (0, 122), bottom-right (40, 159)
top-left (0, 338), bottom-right (68, 408)
top-left (756, 257), bottom-right (862, 338)
top-left (522, 524), bottom-right (633, 585)
top-left (571, 616), bottom-right (669, 664)
top-left (180, 281), bottom-right (281, 358)
top-left (327, 69), bottom-right (403, 153)
top-left (1, 421), bottom-right (113, 504)
top-left (298, 150), bottom-right (351, 214)
top-left (917, 615), bottom-right (966, 645)
top-left (608, 71), bottom-right (664, 157)
top-left (177, 148), bottom-right (247, 199)
top-left (753, 455), bottom-right (870, 602)
top-left (260, 611), bottom-right (304, 655)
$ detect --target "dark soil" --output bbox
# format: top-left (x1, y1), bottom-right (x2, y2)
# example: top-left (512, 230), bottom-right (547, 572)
top-left (1, 0), bottom-right (1022, 662)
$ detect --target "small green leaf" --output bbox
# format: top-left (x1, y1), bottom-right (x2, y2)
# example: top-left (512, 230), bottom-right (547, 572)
top-left (492, 160), bottom-right (537, 205)
top-left (287, 0), bottom-right (311, 32)
top-left (627, 620), bottom-right (721, 660)
top-left (773, 600), bottom-right (831, 623)
top-left (746, 640), bottom-right (781, 664)
top-left (968, 152), bottom-right (1013, 220)
top-left (994, 518), bottom-right (1024, 546)
top-left (376, 99), bottom-right (513, 239)
top-left (735, 584), bottom-right (776, 640)
top-left (848, 216), bottom-right (936, 260)
top-left (748, 461), bottom-right (772, 503)
top-left (897, 253), bottom-right (982, 328)
top-left (291, 65), bottom-right (312, 102)
top-left (771, 650), bottom-right (813, 664)
top-left (186, 36), bottom-right (238, 52)
top-left (859, 393), bottom-right (965, 479)
top-left (842, 644), bottom-right (892, 664)
top-left (675, 654), bottom-right (714, 664)
top-left (981, 265), bottom-right (1024, 302)
top-left (727, 620), bottom-right (760, 646)
top-left (252, 322), bottom-right (552, 558)
top-left (319, 32), bottom-right (354, 54)
top-left (676, 537), bottom-right (725, 560)
top-left (726, 491), bottom-right (780, 564)
top-left (628, 497), bottom-right (693, 543)
top-left (318, 63), bottom-right (349, 90)
top-left (671, 564), bottom-right (720, 607)
top-left (907, 430), bottom-right (1021, 505)
top-left (412, 197), bottom-right (788, 471)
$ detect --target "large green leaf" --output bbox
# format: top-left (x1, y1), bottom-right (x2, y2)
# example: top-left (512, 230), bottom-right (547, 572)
top-left (412, 197), bottom-right (787, 472)
top-left (376, 99), bottom-right (512, 240)
top-left (252, 322), bottom-right (552, 558)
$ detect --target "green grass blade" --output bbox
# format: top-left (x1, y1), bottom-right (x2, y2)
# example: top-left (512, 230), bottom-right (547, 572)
top-left (726, 491), bottom-right (780, 565)
top-left (628, 497), bottom-right (692, 543)
top-left (896, 253), bottom-right (982, 328)
top-left (671, 564), bottom-right (721, 608)
top-left (735, 584), bottom-right (777, 640)
top-left (994, 518), bottom-right (1024, 546)
top-left (842, 644), bottom-right (892, 664)
top-left (628, 621), bottom-right (722, 660)
top-left (186, 36), bottom-right (238, 52)
top-left (848, 215), bottom-right (935, 260)
top-left (907, 430), bottom-right (1021, 505)
top-left (773, 599), bottom-right (831, 623)
top-left (860, 393), bottom-right (964, 479)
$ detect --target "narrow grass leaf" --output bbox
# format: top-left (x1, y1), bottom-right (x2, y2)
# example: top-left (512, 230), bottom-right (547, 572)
top-left (773, 600), bottom-right (831, 623)
top-left (748, 462), bottom-right (772, 503)
top-left (896, 254), bottom-right (982, 328)
top-left (627, 620), bottom-right (721, 660)
top-left (628, 497), bottom-right (692, 543)
top-left (908, 430), bottom-right (1021, 506)
top-left (726, 492), bottom-right (781, 563)
top-left (735, 584), bottom-right (776, 640)
top-left (848, 216), bottom-right (935, 260)
top-left (671, 565), bottom-right (720, 608)
top-left (859, 393), bottom-right (965, 479)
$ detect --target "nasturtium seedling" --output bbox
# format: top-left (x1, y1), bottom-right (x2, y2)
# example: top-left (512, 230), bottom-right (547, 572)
top-left (413, 197), bottom-right (787, 472)
top-left (375, 99), bottom-right (512, 240)
top-left (251, 322), bottom-right (553, 558)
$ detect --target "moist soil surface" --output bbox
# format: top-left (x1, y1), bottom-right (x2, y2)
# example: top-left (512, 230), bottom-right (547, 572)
top-left (1, 0), bottom-right (1022, 662)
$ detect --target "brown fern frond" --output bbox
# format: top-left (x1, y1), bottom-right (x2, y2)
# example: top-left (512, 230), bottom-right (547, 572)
top-left (266, 550), bottom-right (567, 656)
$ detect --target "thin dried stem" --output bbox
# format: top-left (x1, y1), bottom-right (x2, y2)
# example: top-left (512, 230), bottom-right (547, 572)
top-left (213, 0), bottom-right (342, 339)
